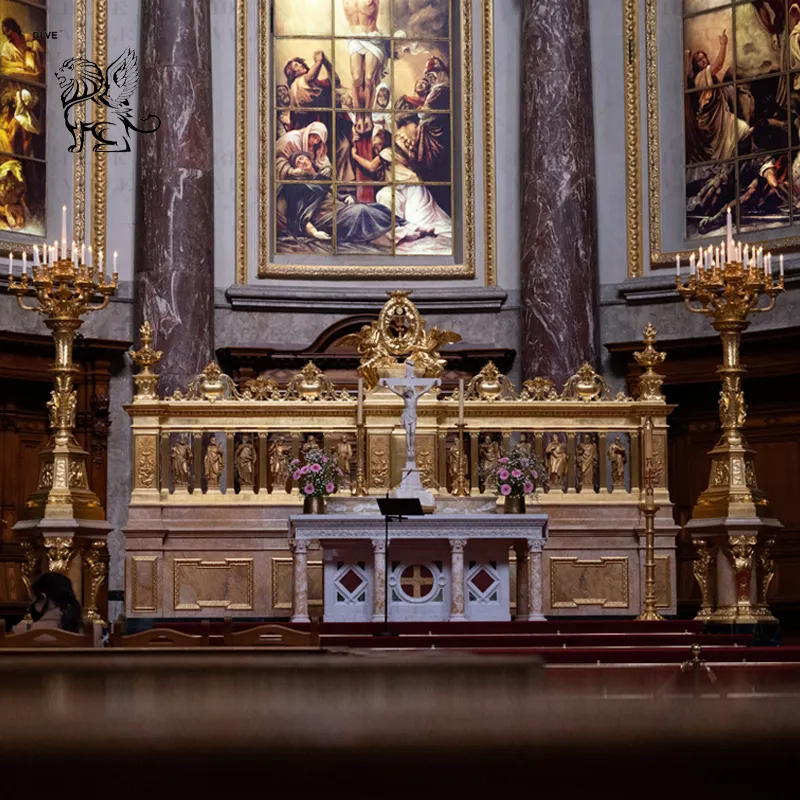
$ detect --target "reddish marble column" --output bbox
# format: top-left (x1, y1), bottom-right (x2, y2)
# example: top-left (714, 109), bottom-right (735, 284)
top-left (135, 0), bottom-right (215, 396)
top-left (520, 0), bottom-right (599, 388)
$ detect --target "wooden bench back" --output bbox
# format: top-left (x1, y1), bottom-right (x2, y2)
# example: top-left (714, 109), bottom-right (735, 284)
top-left (111, 620), bottom-right (211, 648)
top-left (223, 623), bottom-right (319, 647)
top-left (0, 620), bottom-right (98, 648)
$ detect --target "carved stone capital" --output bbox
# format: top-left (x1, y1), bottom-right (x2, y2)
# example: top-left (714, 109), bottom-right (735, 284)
top-left (448, 538), bottom-right (466, 553)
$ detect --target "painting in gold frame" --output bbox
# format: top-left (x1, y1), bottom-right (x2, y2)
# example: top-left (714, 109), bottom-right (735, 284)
top-left (624, 0), bottom-right (800, 277)
top-left (249, 0), bottom-right (495, 281)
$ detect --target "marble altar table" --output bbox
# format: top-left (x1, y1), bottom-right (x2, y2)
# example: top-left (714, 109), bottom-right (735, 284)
top-left (288, 513), bottom-right (549, 623)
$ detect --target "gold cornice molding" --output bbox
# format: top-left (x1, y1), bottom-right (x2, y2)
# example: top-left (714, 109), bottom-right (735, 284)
top-left (92, 0), bottom-right (108, 262)
top-left (623, 0), bottom-right (642, 278)
top-left (481, 0), bottom-right (496, 286)
top-left (74, 0), bottom-right (87, 245)
top-left (235, 0), bottom-right (248, 284)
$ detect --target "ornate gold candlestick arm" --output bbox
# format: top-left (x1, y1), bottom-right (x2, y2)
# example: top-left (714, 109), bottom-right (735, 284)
top-left (130, 321), bottom-right (163, 401)
top-left (452, 423), bottom-right (470, 497)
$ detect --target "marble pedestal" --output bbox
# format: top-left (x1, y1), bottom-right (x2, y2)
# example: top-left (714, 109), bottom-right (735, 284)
top-left (288, 513), bottom-right (549, 623)
top-left (391, 459), bottom-right (436, 512)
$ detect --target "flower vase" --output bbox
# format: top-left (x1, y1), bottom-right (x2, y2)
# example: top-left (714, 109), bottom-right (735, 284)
top-left (503, 495), bottom-right (526, 514)
top-left (303, 495), bottom-right (326, 515)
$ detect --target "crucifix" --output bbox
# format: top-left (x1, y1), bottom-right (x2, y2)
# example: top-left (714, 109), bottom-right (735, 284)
top-left (379, 359), bottom-right (440, 508)
top-left (380, 359), bottom-right (440, 462)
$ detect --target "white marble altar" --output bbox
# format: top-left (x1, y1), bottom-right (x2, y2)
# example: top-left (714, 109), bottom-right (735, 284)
top-left (288, 513), bottom-right (549, 623)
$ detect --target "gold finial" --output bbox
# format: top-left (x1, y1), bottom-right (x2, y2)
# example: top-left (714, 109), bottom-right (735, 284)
top-left (633, 322), bottom-right (666, 401)
top-left (130, 320), bottom-right (163, 401)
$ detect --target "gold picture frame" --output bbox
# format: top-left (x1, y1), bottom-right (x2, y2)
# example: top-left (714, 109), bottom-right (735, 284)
top-left (238, 0), bottom-right (494, 283)
top-left (624, 0), bottom-right (800, 277)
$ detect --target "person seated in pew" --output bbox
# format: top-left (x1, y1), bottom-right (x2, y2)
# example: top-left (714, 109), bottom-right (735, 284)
top-left (13, 572), bottom-right (83, 634)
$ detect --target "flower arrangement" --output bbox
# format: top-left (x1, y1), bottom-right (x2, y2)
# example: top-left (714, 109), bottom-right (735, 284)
top-left (290, 449), bottom-right (343, 497)
top-left (491, 451), bottom-right (543, 499)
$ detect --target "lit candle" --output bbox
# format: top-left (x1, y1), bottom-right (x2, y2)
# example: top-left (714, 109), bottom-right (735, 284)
top-left (81, 242), bottom-right (85, 266)
top-left (721, 242), bottom-right (726, 264)
top-left (98, 249), bottom-right (104, 279)
top-left (764, 251), bottom-right (769, 277)
top-left (22, 251), bottom-right (26, 277)
top-left (87, 245), bottom-right (93, 269)
top-left (53, 240), bottom-right (59, 262)
top-left (690, 253), bottom-right (696, 276)
top-left (715, 246), bottom-right (720, 267)
top-left (113, 250), bottom-right (118, 275)
top-left (71, 240), bottom-right (77, 265)
top-left (61, 205), bottom-right (67, 255)
top-left (458, 378), bottom-right (465, 425)
top-left (643, 417), bottom-right (654, 467)
top-left (675, 254), bottom-right (680, 277)
top-left (743, 243), bottom-right (749, 266)
top-left (726, 205), bottom-right (734, 254)
top-left (357, 377), bottom-right (363, 425)
top-left (7, 251), bottom-right (11, 275)
top-left (780, 254), bottom-right (784, 277)
top-left (33, 245), bottom-right (39, 267)
top-left (49, 245), bottom-right (54, 264)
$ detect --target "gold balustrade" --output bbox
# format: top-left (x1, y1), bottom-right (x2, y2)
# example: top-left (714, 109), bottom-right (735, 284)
top-left (126, 295), bottom-right (672, 508)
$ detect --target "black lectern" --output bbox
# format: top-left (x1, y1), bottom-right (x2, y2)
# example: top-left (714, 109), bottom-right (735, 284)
top-left (375, 497), bottom-right (424, 636)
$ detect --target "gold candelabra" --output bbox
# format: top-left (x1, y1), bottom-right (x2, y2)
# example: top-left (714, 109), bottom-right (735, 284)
top-left (676, 255), bottom-right (783, 520)
top-left (8, 256), bottom-right (117, 522)
top-left (352, 422), bottom-right (368, 496)
top-left (637, 445), bottom-right (664, 621)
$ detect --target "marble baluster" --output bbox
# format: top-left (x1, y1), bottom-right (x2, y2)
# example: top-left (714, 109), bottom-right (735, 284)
top-left (526, 539), bottom-right (546, 621)
top-left (520, 0), bottom-right (599, 388)
top-left (514, 542), bottom-right (530, 621)
top-left (290, 539), bottom-right (310, 623)
top-left (449, 539), bottom-right (466, 621)
top-left (372, 538), bottom-right (387, 623)
top-left (135, 0), bottom-right (215, 396)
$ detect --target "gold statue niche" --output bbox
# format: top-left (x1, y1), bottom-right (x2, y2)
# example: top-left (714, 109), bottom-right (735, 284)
top-left (341, 291), bottom-right (462, 390)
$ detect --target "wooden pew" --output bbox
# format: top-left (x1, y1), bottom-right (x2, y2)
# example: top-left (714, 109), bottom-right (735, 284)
top-left (111, 620), bottom-right (211, 647)
top-left (223, 622), bottom-right (320, 648)
top-left (0, 620), bottom-right (99, 648)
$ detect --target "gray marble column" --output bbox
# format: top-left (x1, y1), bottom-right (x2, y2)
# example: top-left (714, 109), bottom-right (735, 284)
top-left (520, 0), bottom-right (599, 389)
top-left (449, 538), bottom-right (466, 621)
top-left (135, 0), bottom-right (215, 396)
top-left (290, 540), bottom-right (310, 623)
top-left (514, 542), bottom-right (530, 621)
top-left (526, 539), bottom-right (546, 621)
top-left (372, 538), bottom-right (386, 623)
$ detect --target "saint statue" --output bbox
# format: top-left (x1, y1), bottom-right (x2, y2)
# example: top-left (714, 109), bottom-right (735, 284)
top-left (335, 435), bottom-right (353, 489)
top-left (577, 434), bottom-right (598, 490)
top-left (302, 434), bottom-right (322, 458)
top-left (448, 437), bottom-right (463, 489)
top-left (235, 434), bottom-right (256, 487)
top-left (171, 434), bottom-right (192, 487)
top-left (204, 439), bottom-right (224, 489)
top-left (545, 434), bottom-right (567, 486)
top-left (512, 433), bottom-right (532, 459)
top-left (608, 436), bottom-right (627, 487)
top-left (379, 359), bottom-right (440, 462)
top-left (269, 436), bottom-right (290, 491)
top-left (479, 433), bottom-right (501, 489)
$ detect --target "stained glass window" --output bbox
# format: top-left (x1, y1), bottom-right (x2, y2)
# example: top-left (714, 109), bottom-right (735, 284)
top-left (271, 0), bottom-right (454, 257)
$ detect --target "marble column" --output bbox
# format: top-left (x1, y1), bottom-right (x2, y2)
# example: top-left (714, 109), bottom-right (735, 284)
top-left (449, 538), bottom-right (466, 621)
top-left (514, 543), bottom-right (530, 621)
top-left (526, 539), bottom-right (546, 621)
top-left (520, 0), bottom-right (599, 389)
top-left (372, 538), bottom-right (386, 623)
top-left (290, 540), bottom-right (310, 623)
top-left (135, 0), bottom-right (215, 396)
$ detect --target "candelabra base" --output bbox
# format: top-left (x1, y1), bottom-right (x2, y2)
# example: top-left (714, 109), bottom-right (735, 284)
top-left (18, 435), bottom-right (107, 522)
top-left (687, 517), bottom-right (781, 626)
top-left (692, 436), bottom-right (772, 520)
top-left (636, 609), bottom-right (665, 622)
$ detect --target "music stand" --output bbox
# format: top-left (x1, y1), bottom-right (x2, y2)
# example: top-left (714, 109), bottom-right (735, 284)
top-left (375, 497), bottom-right (424, 636)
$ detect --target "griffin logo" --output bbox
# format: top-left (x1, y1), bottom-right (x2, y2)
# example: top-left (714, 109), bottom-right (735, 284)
top-left (55, 48), bottom-right (161, 153)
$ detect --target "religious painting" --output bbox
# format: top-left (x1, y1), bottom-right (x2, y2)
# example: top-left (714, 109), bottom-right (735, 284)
top-left (683, 0), bottom-right (800, 240)
top-left (272, 0), bottom-right (454, 258)
top-left (0, 0), bottom-right (46, 85)
top-left (0, 154), bottom-right (44, 235)
top-left (0, 0), bottom-right (45, 240)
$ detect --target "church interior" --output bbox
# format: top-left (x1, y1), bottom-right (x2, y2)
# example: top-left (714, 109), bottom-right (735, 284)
top-left (3, 0), bottom-right (800, 793)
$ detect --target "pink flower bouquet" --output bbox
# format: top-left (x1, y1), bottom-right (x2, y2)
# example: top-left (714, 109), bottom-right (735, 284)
top-left (490, 451), bottom-right (543, 499)
top-left (290, 448), bottom-right (343, 497)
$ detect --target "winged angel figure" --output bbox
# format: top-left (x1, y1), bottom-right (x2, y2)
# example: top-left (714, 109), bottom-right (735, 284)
top-left (56, 48), bottom-right (161, 153)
